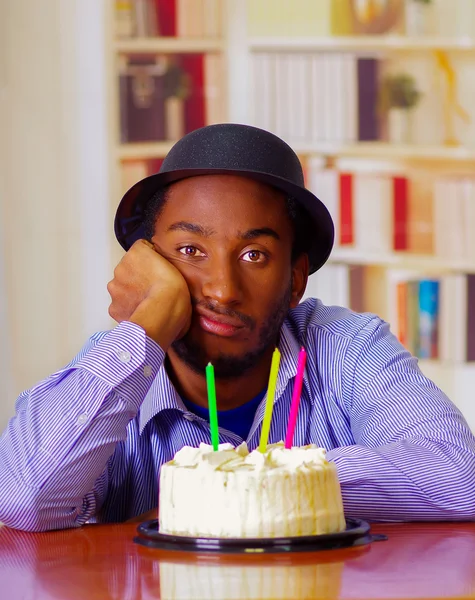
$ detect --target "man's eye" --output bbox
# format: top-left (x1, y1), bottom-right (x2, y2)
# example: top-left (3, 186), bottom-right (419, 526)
top-left (178, 246), bottom-right (205, 257)
top-left (241, 250), bottom-right (265, 263)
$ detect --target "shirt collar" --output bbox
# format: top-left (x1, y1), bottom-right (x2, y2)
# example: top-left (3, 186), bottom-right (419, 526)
top-left (138, 318), bottom-right (307, 434)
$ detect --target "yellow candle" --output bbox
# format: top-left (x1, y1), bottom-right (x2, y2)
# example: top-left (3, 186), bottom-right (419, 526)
top-left (259, 347), bottom-right (281, 453)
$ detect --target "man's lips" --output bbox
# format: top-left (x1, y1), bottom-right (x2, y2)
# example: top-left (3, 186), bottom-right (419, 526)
top-left (195, 308), bottom-right (246, 338)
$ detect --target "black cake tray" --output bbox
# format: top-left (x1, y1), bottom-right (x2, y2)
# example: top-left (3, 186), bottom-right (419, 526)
top-left (134, 518), bottom-right (387, 554)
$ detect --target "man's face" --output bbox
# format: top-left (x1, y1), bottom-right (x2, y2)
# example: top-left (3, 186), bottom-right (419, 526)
top-left (152, 174), bottom-right (307, 379)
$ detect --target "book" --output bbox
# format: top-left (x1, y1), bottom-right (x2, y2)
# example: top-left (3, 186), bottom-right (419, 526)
top-left (393, 176), bottom-right (409, 252)
top-left (307, 162), bottom-right (341, 248)
top-left (357, 58), bottom-right (380, 142)
top-left (156, 0), bottom-right (177, 36)
top-left (339, 173), bottom-right (354, 246)
top-left (467, 275), bottom-right (475, 362)
top-left (418, 279), bottom-right (440, 359)
top-left (406, 280), bottom-right (420, 357)
top-left (181, 54), bottom-right (206, 132)
top-left (118, 53), bottom-right (218, 143)
top-left (119, 56), bottom-right (168, 142)
top-left (115, 0), bottom-right (136, 38)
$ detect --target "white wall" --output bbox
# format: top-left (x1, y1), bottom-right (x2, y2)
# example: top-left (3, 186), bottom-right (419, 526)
top-left (0, 0), bottom-right (113, 429)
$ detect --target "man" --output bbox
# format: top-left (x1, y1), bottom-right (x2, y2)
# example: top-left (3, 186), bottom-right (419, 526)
top-left (1, 124), bottom-right (474, 532)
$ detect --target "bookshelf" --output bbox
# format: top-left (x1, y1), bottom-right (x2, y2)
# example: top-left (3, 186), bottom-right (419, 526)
top-left (108, 0), bottom-right (229, 268)
top-left (249, 35), bottom-right (475, 52)
top-left (294, 142), bottom-right (475, 163)
top-left (116, 141), bottom-right (174, 159)
top-left (330, 248), bottom-right (475, 275)
top-left (115, 37), bottom-right (224, 53)
top-left (105, 1), bottom-right (475, 430)
top-left (225, 0), bottom-right (475, 429)
top-left (117, 140), bottom-right (475, 162)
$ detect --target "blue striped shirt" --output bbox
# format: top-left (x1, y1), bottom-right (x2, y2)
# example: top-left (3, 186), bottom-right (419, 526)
top-left (1, 298), bottom-right (474, 531)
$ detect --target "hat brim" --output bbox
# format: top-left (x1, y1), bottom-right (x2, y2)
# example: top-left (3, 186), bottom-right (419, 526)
top-left (114, 168), bottom-right (334, 274)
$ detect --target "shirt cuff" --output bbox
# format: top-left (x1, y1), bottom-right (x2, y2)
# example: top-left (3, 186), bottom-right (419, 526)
top-left (77, 321), bottom-right (165, 408)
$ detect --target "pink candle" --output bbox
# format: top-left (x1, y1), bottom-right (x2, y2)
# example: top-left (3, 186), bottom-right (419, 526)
top-left (284, 347), bottom-right (307, 449)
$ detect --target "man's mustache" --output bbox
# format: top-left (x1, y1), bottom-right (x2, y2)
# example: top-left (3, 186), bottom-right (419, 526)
top-left (191, 297), bottom-right (255, 330)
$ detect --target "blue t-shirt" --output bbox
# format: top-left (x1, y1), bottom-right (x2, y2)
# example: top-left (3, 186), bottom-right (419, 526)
top-left (182, 389), bottom-right (266, 441)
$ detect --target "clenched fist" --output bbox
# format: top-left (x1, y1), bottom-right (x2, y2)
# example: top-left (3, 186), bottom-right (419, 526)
top-left (107, 239), bottom-right (192, 350)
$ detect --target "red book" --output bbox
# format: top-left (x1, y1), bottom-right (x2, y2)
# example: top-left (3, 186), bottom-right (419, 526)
top-left (393, 176), bottom-right (408, 251)
top-left (156, 0), bottom-right (176, 36)
top-left (181, 54), bottom-right (206, 133)
top-left (148, 158), bottom-right (164, 175)
top-left (339, 173), bottom-right (354, 246)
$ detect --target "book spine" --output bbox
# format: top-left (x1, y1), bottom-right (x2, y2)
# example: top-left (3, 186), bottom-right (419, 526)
top-left (406, 280), bottom-right (420, 357)
top-left (339, 173), bottom-right (354, 246)
top-left (467, 274), bottom-right (475, 362)
top-left (115, 0), bottom-right (136, 38)
top-left (418, 279), bottom-right (440, 359)
top-left (357, 58), bottom-right (380, 142)
top-left (396, 281), bottom-right (408, 348)
top-left (393, 176), bottom-right (409, 251)
top-left (181, 54), bottom-right (206, 132)
top-left (156, 0), bottom-right (176, 36)
top-left (204, 53), bottom-right (224, 125)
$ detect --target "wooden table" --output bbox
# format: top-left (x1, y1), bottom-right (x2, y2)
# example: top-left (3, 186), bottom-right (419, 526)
top-left (1, 521), bottom-right (474, 599)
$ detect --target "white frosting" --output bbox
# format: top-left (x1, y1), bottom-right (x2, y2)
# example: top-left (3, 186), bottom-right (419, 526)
top-left (172, 441), bottom-right (328, 471)
top-left (159, 442), bottom-right (346, 539)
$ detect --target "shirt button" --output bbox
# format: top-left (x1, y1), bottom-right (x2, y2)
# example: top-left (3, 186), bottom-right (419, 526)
top-left (117, 350), bottom-right (131, 364)
top-left (76, 413), bottom-right (88, 425)
top-left (143, 365), bottom-right (152, 377)
top-left (183, 414), bottom-right (194, 421)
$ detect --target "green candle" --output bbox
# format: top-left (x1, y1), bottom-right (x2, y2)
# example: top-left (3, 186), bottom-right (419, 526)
top-left (206, 362), bottom-right (219, 451)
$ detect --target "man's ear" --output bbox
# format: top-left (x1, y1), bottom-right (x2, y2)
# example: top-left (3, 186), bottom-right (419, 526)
top-left (290, 253), bottom-right (309, 309)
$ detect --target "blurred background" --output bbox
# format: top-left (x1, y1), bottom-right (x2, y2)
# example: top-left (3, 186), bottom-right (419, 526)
top-left (0, 0), bottom-right (474, 431)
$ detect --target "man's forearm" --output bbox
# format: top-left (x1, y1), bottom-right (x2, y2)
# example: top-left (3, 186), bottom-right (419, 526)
top-left (327, 438), bottom-right (475, 521)
top-left (0, 322), bottom-right (164, 531)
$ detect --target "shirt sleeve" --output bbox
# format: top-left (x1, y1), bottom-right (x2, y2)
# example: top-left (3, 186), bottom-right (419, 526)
top-left (0, 321), bottom-right (164, 532)
top-left (326, 316), bottom-right (475, 522)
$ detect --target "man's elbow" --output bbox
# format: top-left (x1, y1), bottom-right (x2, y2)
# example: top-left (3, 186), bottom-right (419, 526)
top-left (433, 460), bottom-right (475, 520)
top-left (0, 493), bottom-right (84, 532)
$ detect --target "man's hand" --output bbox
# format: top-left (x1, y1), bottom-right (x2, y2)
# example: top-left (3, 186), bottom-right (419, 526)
top-left (107, 239), bottom-right (192, 350)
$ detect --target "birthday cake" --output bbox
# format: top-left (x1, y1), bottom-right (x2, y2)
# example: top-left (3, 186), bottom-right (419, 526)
top-left (158, 441), bottom-right (346, 539)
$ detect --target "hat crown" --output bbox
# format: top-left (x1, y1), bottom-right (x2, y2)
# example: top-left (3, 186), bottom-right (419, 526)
top-left (159, 123), bottom-right (305, 187)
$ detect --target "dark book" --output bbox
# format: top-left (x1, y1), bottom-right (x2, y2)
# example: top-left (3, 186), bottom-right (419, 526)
top-left (467, 274), bottom-right (475, 362)
top-left (119, 57), bottom-right (167, 142)
top-left (357, 58), bottom-right (380, 142)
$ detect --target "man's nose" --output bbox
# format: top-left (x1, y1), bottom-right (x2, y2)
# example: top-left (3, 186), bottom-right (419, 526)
top-left (201, 258), bottom-right (243, 306)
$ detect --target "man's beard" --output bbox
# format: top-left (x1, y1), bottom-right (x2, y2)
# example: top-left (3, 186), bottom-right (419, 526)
top-left (171, 282), bottom-right (293, 380)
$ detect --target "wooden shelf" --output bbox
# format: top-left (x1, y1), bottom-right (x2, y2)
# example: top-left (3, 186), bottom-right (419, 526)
top-left (117, 142), bottom-right (174, 160)
top-left (249, 35), bottom-right (475, 53)
top-left (115, 37), bottom-right (224, 54)
top-left (292, 142), bottom-right (475, 162)
top-left (329, 248), bottom-right (475, 274)
top-left (117, 141), bottom-right (475, 162)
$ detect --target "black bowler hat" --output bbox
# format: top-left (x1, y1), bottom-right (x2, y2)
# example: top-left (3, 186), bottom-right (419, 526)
top-left (114, 123), bottom-right (334, 274)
